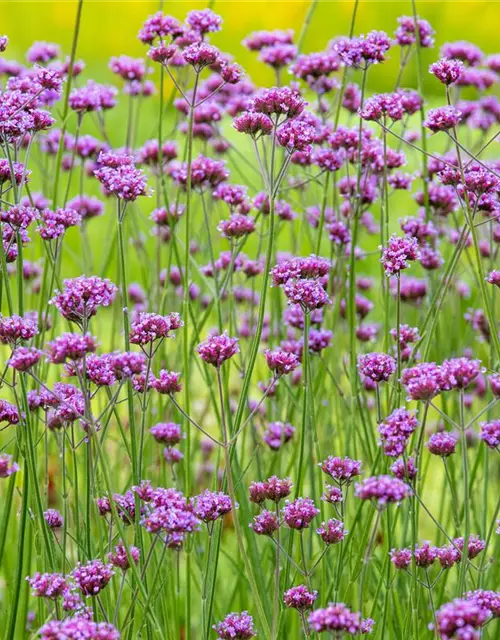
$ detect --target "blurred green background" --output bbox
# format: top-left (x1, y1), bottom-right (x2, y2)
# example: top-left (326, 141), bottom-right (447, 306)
top-left (2, 1), bottom-right (500, 95)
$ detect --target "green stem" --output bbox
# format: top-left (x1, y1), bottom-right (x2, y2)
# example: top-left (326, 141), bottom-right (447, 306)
top-left (295, 311), bottom-right (311, 497)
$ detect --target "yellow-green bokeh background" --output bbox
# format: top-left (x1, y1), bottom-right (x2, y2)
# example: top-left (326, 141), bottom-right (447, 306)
top-left (2, 1), bottom-right (500, 95)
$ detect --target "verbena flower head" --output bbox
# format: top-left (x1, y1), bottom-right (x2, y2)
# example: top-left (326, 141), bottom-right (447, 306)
top-left (1, 205), bottom-right (39, 229)
top-left (152, 370), bottom-right (182, 394)
top-left (259, 43), bottom-right (297, 69)
top-left (414, 541), bottom-right (438, 567)
top-left (186, 9), bottom-right (222, 36)
top-left (427, 432), bottom-right (458, 457)
top-left (39, 620), bottom-right (120, 639)
top-left (317, 518), bottom-right (346, 544)
top-left (213, 612), bottom-right (255, 639)
top-left (465, 590), bottom-right (500, 617)
top-left (424, 106), bottom-right (462, 132)
top-left (282, 497), bottom-right (319, 530)
top-left (480, 420), bottom-right (500, 449)
top-left (358, 352), bottom-right (396, 383)
top-left (489, 374), bottom-right (500, 398)
top-left (322, 484), bottom-right (343, 504)
top-left (170, 154), bottom-right (228, 190)
top-left (395, 15), bottom-right (435, 48)
top-left (8, 346), bottom-right (42, 371)
top-left (46, 332), bottom-right (98, 363)
top-left (263, 422), bottom-right (295, 450)
top-left (110, 351), bottom-right (146, 379)
top-left (252, 86), bottom-right (305, 119)
top-left (436, 597), bottom-right (490, 639)
top-left (129, 312), bottom-right (182, 345)
top-left (284, 585), bottom-right (318, 610)
top-left (67, 195), bottom-right (104, 221)
top-left (401, 362), bottom-right (442, 401)
top-left (359, 93), bottom-right (404, 122)
top-left (0, 314), bottom-right (38, 345)
top-left (429, 58), bottom-right (464, 85)
top-left (265, 475), bottom-right (293, 502)
top-left (249, 510), bottom-right (279, 535)
top-left (94, 152), bottom-right (149, 201)
top-left (264, 347), bottom-right (300, 376)
top-left (283, 279), bottom-right (331, 311)
top-left (378, 408), bottom-right (418, 457)
top-left (50, 276), bottom-right (117, 325)
top-left (38, 207), bottom-right (82, 240)
top-left (150, 422), bottom-right (183, 446)
top-left (27, 572), bottom-right (68, 599)
top-left (390, 457), bottom-right (418, 481)
top-left (108, 541), bottom-right (140, 572)
top-left (0, 399), bottom-right (21, 426)
top-left (441, 40), bottom-right (483, 66)
top-left (27, 40), bottom-right (59, 63)
top-left (271, 255), bottom-right (330, 285)
top-left (440, 357), bottom-right (481, 390)
top-left (44, 508), bottom-right (63, 529)
top-left (233, 111), bottom-right (273, 138)
top-left (381, 234), bottom-right (420, 276)
top-left (72, 559), bottom-right (114, 596)
top-left (334, 30), bottom-right (391, 67)
top-left (182, 42), bottom-right (220, 71)
top-left (308, 602), bottom-right (374, 634)
top-left (218, 213), bottom-right (255, 239)
top-left (197, 332), bottom-right (239, 367)
top-left (355, 475), bottom-right (411, 506)
top-left (69, 80), bottom-right (118, 112)
top-left (390, 547), bottom-right (413, 569)
top-left (138, 12), bottom-right (183, 44)
top-left (486, 270), bottom-right (500, 287)
top-left (191, 490), bottom-right (233, 522)
top-left (243, 29), bottom-right (294, 51)
top-left (319, 456), bottom-right (362, 484)
top-left (276, 119), bottom-right (316, 151)
top-left (453, 534), bottom-right (486, 559)
top-left (0, 160), bottom-right (30, 186)
top-left (0, 453), bottom-right (20, 478)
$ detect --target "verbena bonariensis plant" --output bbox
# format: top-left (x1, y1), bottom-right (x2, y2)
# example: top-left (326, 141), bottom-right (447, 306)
top-left (0, 4), bottom-right (499, 639)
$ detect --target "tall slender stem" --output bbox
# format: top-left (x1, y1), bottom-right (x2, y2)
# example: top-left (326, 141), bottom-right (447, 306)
top-left (458, 390), bottom-right (470, 595)
top-left (296, 311), bottom-right (311, 497)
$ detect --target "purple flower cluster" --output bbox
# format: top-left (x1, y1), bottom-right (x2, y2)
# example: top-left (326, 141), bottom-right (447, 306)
top-left (94, 152), bottom-right (149, 201)
top-left (316, 518), bottom-right (347, 545)
top-left (358, 352), bottom-right (396, 383)
top-left (319, 456), bottom-right (362, 484)
top-left (213, 612), bottom-right (255, 639)
top-left (72, 559), bottom-right (114, 597)
top-left (378, 408), bottom-right (418, 457)
top-left (39, 620), bottom-right (120, 639)
top-left (129, 312), bottom-right (182, 345)
top-left (436, 598), bottom-right (490, 639)
top-left (334, 30), bottom-right (391, 68)
top-left (108, 541), bottom-right (140, 572)
top-left (381, 234), bottom-right (420, 276)
top-left (282, 497), bottom-right (319, 530)
top-left (50, 276), bottom-right (117, 325)
top-left (355, 475), bottom-right (411, 506)
top-left (262, 422), bottom-right (295, 450)
top-left (191, 490), bottom-right (233, 522)
top-left (249, 476), bottom-right (292, 503)
top-left (197, 332), bottom-right (239, 367)
top-left (308, 602), bottom-right (374, 634)
top-left (480, 420), bottom-right (500, 449)
top-left (284, 585), bottom-right (318, 610)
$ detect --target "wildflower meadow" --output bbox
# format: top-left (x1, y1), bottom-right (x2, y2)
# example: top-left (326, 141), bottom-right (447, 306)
top-left (1, 1), bottom-right (500, 638)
